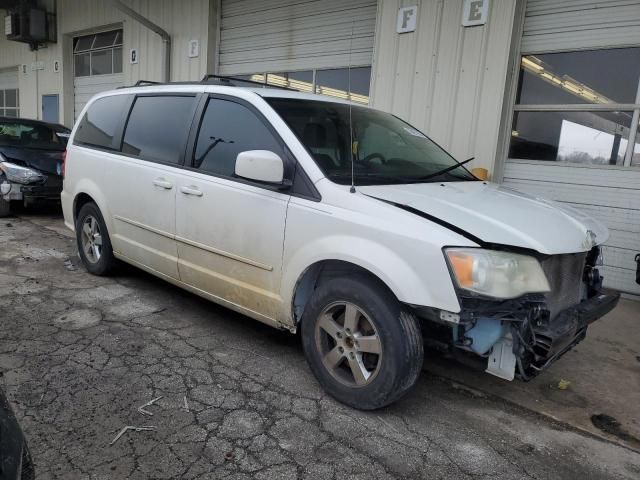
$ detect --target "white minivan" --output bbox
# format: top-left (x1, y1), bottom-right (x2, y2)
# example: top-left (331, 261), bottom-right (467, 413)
top-left (61, 79), bottom-right (619, 409)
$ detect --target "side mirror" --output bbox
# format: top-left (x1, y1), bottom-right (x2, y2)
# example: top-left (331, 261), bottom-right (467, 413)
top-left (235, 150), bottom-right (284, 184)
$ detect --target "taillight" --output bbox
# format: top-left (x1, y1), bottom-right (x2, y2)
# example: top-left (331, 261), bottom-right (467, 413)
top-left (61, 150), bottom-right (67, 178)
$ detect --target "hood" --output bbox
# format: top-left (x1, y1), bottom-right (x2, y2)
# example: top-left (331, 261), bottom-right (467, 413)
top-left (359, 182), bottom-right (608, 255)
top-left (0, 146), bottom-right (63, 176)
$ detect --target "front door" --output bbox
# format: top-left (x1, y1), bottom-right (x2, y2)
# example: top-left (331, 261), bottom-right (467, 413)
top-left (175, 96), bottom-right (291, 322)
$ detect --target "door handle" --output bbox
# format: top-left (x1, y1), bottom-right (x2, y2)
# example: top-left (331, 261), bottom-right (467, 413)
top-left (180, 186), bottom-right (203, 197)
top-left (153, 178), bottom-right (173, 189)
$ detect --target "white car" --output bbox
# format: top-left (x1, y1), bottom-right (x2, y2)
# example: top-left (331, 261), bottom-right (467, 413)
top-left (61, 79), bottom-right (619, 409)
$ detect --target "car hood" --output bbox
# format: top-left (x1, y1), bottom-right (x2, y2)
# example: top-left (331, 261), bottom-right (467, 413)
top-left (359, 181), bottom-right (608, 255)
top-left (0, 146), bottom-right (63, 176)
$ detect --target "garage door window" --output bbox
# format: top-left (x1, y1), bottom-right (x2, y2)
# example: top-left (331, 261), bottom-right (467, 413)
top-left (234, 66), bottom-right (372, 104)
top-left (74, 30), bottom-right (123, 78)
top-left (509, 47), bottom-right (640, 167)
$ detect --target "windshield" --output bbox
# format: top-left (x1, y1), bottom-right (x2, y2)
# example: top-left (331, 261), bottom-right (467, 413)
top-left (266, 98), bottom-right (476, 185)
top-left (0, 121), bottom-right (70, 150)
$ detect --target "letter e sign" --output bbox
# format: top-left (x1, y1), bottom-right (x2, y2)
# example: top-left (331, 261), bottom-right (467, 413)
top-left (462, 0), bottom-right (489, 27)
top-left (396, 6), bottom-right (417, 34)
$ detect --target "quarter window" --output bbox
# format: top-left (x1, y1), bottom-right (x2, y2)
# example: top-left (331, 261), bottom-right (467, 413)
top-left (509, 47), bottom-right (640, 167)
top-left (74, 94), bottom-right (130, 149)
top-left (122, 96), bottom-right (196, 164)
top-left (193, 98), bottom-right (284, 177)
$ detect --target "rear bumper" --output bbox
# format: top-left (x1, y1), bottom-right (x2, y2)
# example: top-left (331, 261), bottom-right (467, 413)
top-left (517, 289), bottom-right (620, 379)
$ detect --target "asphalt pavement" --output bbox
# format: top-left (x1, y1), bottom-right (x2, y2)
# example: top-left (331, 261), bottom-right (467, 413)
top-left (1, 213), bottom-right (639, 480)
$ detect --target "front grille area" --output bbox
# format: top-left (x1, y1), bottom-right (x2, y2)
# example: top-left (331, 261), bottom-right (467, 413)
top-left (540, 253), bottom-right (587, 319)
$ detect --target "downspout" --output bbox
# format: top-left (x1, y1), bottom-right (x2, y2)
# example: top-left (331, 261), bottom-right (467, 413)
top-left (110, 0), bottom-right (171, 82)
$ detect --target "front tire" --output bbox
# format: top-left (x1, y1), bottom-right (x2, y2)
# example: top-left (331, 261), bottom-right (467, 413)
top-left (301, 274), bottom-right (423, 410)
top-left (76, 202), bottom-right (116, 275)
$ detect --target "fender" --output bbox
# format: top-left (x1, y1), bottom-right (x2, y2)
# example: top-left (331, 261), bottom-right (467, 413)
top-left (279, 233), bottom-right (462, 325)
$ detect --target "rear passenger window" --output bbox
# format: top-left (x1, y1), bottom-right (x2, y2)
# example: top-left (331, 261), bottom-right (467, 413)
top-left (193, 98), bottom-right (284, 177)
top-left (74, 95), bottom-right (130, 150)
top-left (122, 96), bottom-right (196, 164)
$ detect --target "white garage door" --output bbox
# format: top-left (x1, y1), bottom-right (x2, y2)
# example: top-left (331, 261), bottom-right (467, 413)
top-left (502, 0), bottom-right (640, 295)
top-left (0, 68), bottom-right (19, 117)
top-left (73, 30), bottom-right (124, 120)
top-left (74, 74), bottom-right (123, 120)
top-left (219, 0), bottom-right (377, 74)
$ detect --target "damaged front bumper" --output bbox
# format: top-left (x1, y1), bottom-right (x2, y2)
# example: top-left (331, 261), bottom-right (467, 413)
top-left (442, 288), bottom-right (620, 381)
top-left (511, 289), bottom-right (620, 380)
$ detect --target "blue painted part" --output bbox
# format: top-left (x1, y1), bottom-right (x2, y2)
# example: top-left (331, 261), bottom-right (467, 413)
top-left (464, 317), bottom-right (504, 355)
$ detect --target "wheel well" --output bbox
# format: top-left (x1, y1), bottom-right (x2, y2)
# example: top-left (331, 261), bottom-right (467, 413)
top-left (73, 193), bottom-right (95, 220)
top-left (292, 260), bottom-right (395, 325)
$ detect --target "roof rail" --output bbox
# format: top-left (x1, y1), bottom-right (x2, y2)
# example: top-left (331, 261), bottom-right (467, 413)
top-left (116, 75), bottom-right (297, 91)
top-left (117, 80), bottom-right (162, 89)
top-left (200, 74), bottom-right (297, 91)
top-left (135, 80), bottom-right (162, 86)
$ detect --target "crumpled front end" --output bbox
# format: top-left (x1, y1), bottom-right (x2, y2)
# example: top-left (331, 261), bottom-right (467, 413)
top-left (0, 156), bottom-right (62, 206)
top-left (420, 246), bottom-right (620, 381)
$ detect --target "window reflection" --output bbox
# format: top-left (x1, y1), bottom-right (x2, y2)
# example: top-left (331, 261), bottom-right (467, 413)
top-left (315, 67), bottom-right (371, 104)
top-left (267, 71), bottom-right (313, 92)
top-left (230, 67), bottom-right (371, 104)
top-left (517, 48), bottom-right (640, 105)
top-left (510, 111), bottom-right (634, 165)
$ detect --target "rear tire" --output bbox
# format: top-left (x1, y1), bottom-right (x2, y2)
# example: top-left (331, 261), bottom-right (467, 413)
top-left (76, 202), bottom-right (116, 275)
top-left (301, 274), bottom-right (423, 410)
top-left (0, 197), bottom-right (10, 218)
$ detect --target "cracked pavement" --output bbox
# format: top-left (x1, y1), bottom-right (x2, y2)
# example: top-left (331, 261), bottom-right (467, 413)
top-left (1, 215), bottom-right (640, 479)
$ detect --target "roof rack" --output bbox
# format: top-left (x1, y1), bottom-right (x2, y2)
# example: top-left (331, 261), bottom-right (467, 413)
top-left (201, 74), bottom-right (297, 91)
top-left (117, 75), bottom-right (297, 91)
top-left (117, 79), bottom-right (161, 89)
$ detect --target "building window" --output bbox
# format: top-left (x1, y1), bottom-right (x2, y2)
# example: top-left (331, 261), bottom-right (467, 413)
top-left (0, 89), bottom-right (19, 117)
top-left (232, 67), bottom-right (372, 104)
top-left (509, 47), bottom-right (640, 167)
top-left (73, 29), bottom-right (123, 78)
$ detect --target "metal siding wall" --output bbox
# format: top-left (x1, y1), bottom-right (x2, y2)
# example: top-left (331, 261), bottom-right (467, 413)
top-left (522, 0), bottom-right (640, 53)
top-left (503, 162), bottom-right (640, 295)
top-left (218, 0), bottom-right (378, 74)
top-left (59, 0), bottom-right (211, 83)
top-left (370, 0), bottom-right (517, 173)
top-left (0, 0), bottom-right (211, 125)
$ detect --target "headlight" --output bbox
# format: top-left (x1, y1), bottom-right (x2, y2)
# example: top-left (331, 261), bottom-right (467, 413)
top-left (445, 248), bottom-right (550, 299)
top-left (0, 160), bottom-right (45, 185)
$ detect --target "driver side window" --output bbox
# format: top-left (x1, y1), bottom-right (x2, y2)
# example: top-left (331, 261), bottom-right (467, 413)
top-left (193, 98), bottom-right (285, 177)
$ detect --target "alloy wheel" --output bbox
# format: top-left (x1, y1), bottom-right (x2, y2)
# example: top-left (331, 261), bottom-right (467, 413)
top-left (81, 215), bottom-right (102, 263)
top-left (315, 301), bottom-right (383, 387)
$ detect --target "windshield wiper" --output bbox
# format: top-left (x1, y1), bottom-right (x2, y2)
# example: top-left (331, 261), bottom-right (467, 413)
top-left (409, 157), bottom-right (476, 183)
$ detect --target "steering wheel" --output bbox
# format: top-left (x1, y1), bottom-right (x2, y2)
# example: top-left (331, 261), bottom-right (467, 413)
top-left (361, 152), bottom-right (387, 165)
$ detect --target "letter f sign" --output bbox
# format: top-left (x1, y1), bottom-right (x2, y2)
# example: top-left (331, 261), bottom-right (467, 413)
top-left (397, 6), bottom-right (417, 33)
